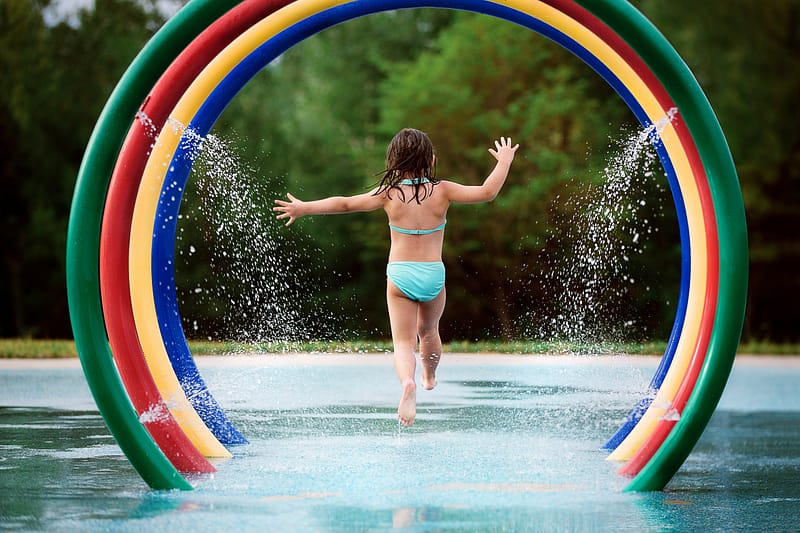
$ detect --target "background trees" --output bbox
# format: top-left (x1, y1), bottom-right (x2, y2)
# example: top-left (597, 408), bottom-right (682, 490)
top-left (636, 0), bottom-right (800, 342)
top-left (2, 0), bottom-right (797, 344)
top-left (1, 0), bottom-right (164, 337)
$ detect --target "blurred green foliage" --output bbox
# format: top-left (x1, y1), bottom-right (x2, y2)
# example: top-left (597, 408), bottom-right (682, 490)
top-left (1, 0), bottom-right (797, 343)
top-left (1, 0), bottom-right (164, 337)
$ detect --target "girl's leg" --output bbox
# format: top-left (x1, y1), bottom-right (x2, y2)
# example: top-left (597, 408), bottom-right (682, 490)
top-left (387, 280), bottom-right (420, 426)
top-left (417, 287), bottom-right (446, 390)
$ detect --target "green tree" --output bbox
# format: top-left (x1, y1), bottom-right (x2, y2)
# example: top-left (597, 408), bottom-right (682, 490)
top-left (1, 0), bottom-right (163, 337)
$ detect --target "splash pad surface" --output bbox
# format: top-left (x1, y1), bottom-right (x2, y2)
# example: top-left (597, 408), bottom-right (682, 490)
top-left (2, 354), bottom-right (798, 530)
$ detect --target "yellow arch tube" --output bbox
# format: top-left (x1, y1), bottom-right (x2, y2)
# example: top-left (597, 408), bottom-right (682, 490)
top-left (127, 98), bottom-right (238, 456)
top-left (129, 0), bottom-right (707, 462)
top-left (128, 173), bottom-right (231, 464)
top-left (128, 177), bottom-right (231, 456)
top-left (604, 129), bottom-right (707, 459)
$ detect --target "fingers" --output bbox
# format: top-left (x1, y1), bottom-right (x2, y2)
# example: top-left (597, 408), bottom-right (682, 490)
top-left (274, 211), bottom-right (295, 226)
top-left (273, 192), bottom-right (298, 226)
top-left (488, 136), bottom-right (520, 160)
top-left (273, 193), bottom-right (296, 206)
top-left (496, 136), bottom-right (519, 150)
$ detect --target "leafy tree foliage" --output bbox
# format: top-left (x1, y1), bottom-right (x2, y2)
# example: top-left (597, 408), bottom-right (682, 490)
top-left (0, 0), bottom-right (162, 336)
top-left (637, 0), bottom-right (800, 340)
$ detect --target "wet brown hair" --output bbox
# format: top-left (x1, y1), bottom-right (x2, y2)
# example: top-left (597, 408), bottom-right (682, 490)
top-left (374, 128), bottom-right (439, 203)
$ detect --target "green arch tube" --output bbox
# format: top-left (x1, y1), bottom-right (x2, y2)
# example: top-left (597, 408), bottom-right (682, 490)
top-left (66, 0), bottom-right (243, 490)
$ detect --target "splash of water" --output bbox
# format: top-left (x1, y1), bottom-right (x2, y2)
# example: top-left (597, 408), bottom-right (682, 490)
top-left (531, 110), bottom-right (677, 347)
top-left (134, 113), bottom-right (368, 347)
top-left (176, 129), bottom-right (344, 344)
top-left (135, 110), bottom-right (158, 137)
top-left (138, 402), bottom-right (170, 424)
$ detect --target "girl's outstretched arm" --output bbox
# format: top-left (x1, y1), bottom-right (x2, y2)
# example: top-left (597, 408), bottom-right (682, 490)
top-left (273, 190), bottom-right (384, 226)
top-left (442, 136), bottom-right (520, 204)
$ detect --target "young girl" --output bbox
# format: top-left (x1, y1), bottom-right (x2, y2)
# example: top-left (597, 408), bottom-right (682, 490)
top-left (274, 128), bottom-right (519, 426)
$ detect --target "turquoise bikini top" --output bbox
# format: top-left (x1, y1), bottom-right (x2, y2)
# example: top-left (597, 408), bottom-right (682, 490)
top-left (389, 177), bottom-right (446, 235)
top-left (389, 221), bottom-right (447, 235)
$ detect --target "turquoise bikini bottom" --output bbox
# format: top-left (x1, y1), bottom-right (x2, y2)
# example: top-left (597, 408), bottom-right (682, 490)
top-left (386, 261), bottom-right (445, 302)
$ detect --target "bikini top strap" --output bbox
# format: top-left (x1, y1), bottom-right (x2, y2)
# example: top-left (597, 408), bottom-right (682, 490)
top-left (388, 220), bottom-right (447, 235)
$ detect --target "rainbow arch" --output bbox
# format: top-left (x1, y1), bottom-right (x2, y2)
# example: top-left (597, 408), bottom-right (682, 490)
top-left (65, 0), bottom-right (747, 491)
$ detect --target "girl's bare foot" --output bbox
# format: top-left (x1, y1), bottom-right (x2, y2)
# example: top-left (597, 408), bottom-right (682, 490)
top-left (398, 379), bottom-right (417, 426)
top-left (420, 353), bottom-right (439, 390)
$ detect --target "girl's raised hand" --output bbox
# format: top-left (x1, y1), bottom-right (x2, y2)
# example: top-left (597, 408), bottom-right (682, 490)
top-left (488, 136), bottom-right (519, 165)
top-left (273, 193), bottom-right (304, 226)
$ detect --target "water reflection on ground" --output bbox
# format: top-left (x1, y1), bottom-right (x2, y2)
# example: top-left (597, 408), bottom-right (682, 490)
top-left (0, 355), bottom-right (798, 531)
